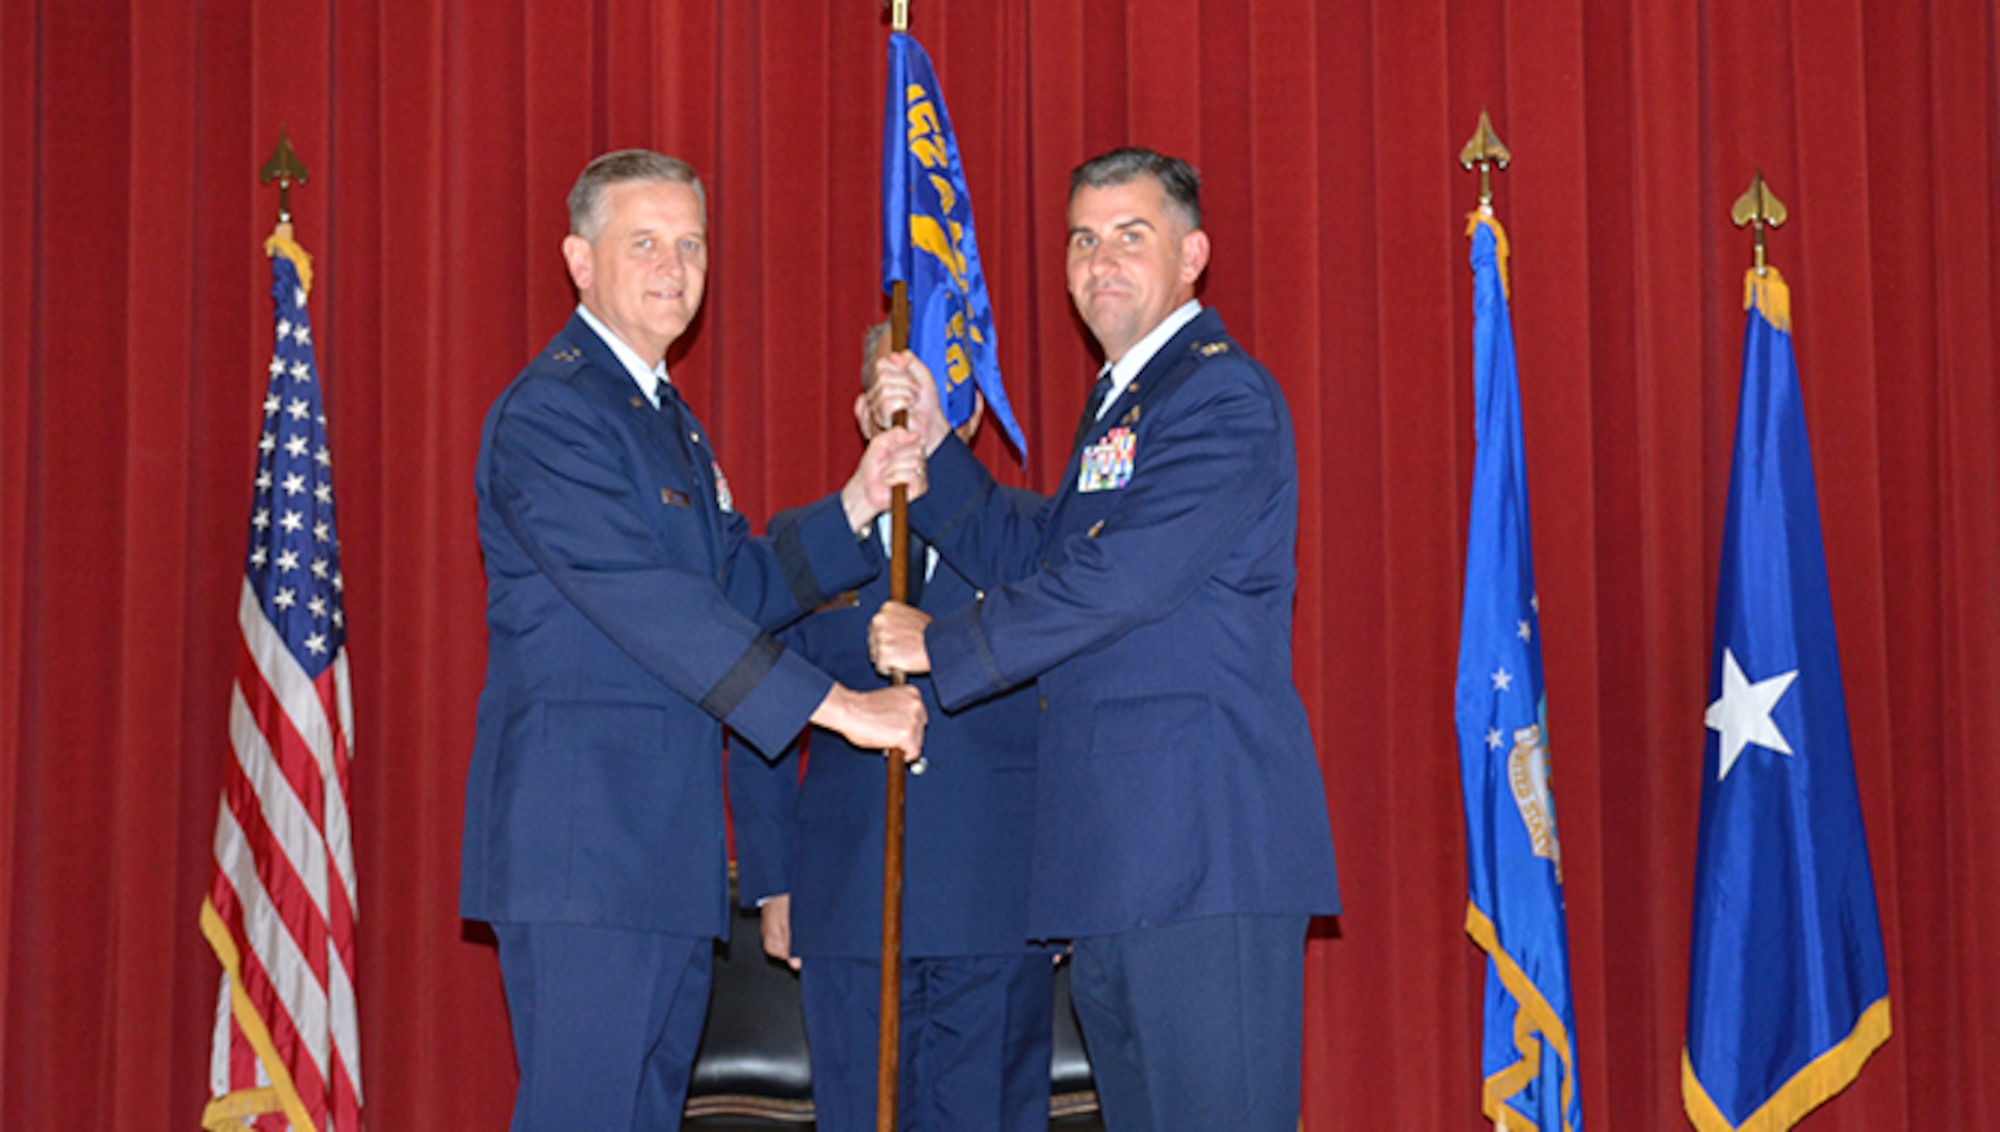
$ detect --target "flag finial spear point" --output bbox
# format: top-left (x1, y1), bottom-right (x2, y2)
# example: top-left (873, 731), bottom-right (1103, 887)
top-left (1731, 169), bottom-right (1788, 276)
top-left (260, 130), bottom-right (310, 225)
top-left (890, 0), bottom-right (909, 33)
top-left (1459, 108), bottom-right (1511, 215)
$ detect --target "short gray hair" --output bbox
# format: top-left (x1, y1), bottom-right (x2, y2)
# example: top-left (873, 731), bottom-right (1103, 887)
top-left (568, 150), bottom-right (706, 242)
top-left (1069, 147), bottom-right (1202, 232)
top-left (861, 321), bottom-right (893, 388)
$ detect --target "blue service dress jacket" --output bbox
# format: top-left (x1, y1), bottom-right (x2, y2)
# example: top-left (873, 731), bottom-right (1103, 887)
top-left (462, 312), bottom-right (882, 940)
top-left (730, 493), bottom-right (1044, 959)
top-left (909, 307), bottom-right (1342, 941)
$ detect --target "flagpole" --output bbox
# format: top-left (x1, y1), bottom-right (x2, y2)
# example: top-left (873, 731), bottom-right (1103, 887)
top-left (879, 3), bottom-right (913, 1127)
top-left (1730, 169), bottom-right (1788, 276)
top-left (1458, 108), bottom-right (1510, 218)
top-left (260, 128), bottom-right (309, 236)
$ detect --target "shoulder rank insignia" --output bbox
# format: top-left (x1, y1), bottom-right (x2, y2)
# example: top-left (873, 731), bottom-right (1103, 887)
top-left (1196, 340), bottom-right (1231, 357)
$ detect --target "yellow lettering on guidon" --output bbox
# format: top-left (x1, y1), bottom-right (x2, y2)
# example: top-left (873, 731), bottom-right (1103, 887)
top-left (928, 172), bottom-right (956, 214)
top-left (906, 88), bottom-right (945, 168)
top-left (908, 216), bottom-right (968, 292)
top-left (905, 83), bottom-right (979, 393)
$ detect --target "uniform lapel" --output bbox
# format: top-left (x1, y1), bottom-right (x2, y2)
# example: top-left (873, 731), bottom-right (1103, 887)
top-left (1050, 310), bottom-right (1220, 525)
top-left (561, 315), bottom-right (722, 565)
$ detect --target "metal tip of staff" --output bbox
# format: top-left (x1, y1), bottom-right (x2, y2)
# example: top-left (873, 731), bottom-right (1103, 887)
top-left (1732, 170), bottom-right (1788, 274)
top-left (1459, 109), bottom-right (1510, 213)
top-left (261, 129), bottom-right (310, 225)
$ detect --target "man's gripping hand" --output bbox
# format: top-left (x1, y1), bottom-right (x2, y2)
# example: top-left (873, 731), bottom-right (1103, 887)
top-left (810, 683), bottom-right (926, 763)
top-left (867, 351), bottom-right (950, 455)
top-left (869, 600), bottom-right (933, 676)
top-left (840, 425), bottom-right (927, 534)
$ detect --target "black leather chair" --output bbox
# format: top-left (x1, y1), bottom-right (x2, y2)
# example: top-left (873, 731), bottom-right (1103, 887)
top-left (685, 905), bottom-right (1102, 1130)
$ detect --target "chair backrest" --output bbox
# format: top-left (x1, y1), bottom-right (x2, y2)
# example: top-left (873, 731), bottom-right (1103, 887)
top-left (686, 905), bottom-right (1099, 1126)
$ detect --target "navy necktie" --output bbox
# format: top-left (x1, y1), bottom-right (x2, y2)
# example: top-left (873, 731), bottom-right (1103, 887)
top-left (1072, 374), bottom-right (1113, 455)
top-left (903, 530), bottom-right (927, 608)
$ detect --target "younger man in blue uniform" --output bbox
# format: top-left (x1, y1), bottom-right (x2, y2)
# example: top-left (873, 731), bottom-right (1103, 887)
top-left (731, 323), bottom-right (1052, 1132)
top-left (868, 147), bottom-right (1342, 1132)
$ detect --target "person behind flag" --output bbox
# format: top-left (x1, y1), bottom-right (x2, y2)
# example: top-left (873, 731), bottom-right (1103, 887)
top-left (1454, 212), bottom-right (1583, 1132)
top-left (729, 322), bottom-right (1053, 1132)
top-left (867, 146), bottom-right (1341, 1132)
top-left (461, 149), bottom-right (931, 1131)
top-left (1682, 264), bottom-right (1890, 1131)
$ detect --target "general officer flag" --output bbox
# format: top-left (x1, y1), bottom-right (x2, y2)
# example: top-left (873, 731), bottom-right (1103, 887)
top-left (1683, 267), bottom-right (1890, 1131)
top-left (1454, 212), bottom-right (1582, 1132)
top-left (882, 31), bottom-right (1026, 461)
top-left (202, 227), bottom-right (362, 1132)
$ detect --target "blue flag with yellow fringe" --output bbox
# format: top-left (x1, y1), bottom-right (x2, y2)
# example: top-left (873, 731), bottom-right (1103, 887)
top-left (882, 31), bottom-right (1026, 461)
top-left (1683, 267), bottom-right (1891, 1131)
top-left (1454, 212), bottom-right (1583, 1132)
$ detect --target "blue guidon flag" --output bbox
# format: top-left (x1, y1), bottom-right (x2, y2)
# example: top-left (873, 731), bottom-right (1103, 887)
top-left (1454, 212), bottom-right (1583, 1132)
top-left (882, 31), bottom-right (1026, 462)
top-left (1683, 265), bottom-right (1890, 1131)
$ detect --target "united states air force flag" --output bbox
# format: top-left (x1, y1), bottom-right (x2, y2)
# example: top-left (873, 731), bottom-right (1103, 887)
top-left (882, 31), bottom-right (1026, 461)
top-left (1683, 267), bottom-right (1890, 1131)
top-left (1454, 213), bottom-right (1582, 1132)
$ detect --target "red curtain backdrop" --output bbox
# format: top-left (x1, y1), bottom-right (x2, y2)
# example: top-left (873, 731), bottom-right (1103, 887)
top-left (3, 0), bottom-right (1996, 1127)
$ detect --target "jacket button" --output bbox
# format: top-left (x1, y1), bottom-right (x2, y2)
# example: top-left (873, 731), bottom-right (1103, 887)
top-left (1038, 696), bottom-right (1048, 712)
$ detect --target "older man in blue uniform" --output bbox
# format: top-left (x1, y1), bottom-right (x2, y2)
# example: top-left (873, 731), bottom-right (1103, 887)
top-left (730, 324), bottom-right (1051, 1132)
top-left (463, 149), bottom-right (929, 1131)
top-left (868, 147), bottom-right (1341, 1132)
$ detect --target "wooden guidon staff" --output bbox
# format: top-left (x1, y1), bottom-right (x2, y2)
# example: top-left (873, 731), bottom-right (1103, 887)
top-left (880, 7), bottom-right (914, 1129)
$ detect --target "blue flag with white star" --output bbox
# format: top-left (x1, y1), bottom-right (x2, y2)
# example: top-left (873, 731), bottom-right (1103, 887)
top-left (1683, 268), bottom-right (1890, 1131)
top-left (1454, 213), bottom-right (1583, 1132)
top-left (882, 31), bottom-right (1026, 462)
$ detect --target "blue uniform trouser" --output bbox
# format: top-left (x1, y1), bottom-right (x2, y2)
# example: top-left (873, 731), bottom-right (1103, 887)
top-left (799, 952), bottom-right (1055, 1132)
top-left (1069, 914), bottom-right (1309, 1132)
top-left (494, 921), bottom-right (714, 1131)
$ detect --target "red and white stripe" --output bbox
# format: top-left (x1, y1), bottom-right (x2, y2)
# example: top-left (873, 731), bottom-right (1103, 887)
top-left (203, 580), bottom-right (360, 1132)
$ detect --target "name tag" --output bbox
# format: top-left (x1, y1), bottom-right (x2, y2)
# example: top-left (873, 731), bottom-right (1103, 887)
top-left (1077, 427), bottom-right (1135, 493)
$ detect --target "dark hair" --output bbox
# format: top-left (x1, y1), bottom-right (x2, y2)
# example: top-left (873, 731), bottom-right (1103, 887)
top-left (1069, 147), bottom-right (1202, 230)
top-left (568, 150), bottom-right (706, 242)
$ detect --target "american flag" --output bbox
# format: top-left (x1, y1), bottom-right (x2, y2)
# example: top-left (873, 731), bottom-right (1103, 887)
top-left (200, 230), bottom-right (361, 1132)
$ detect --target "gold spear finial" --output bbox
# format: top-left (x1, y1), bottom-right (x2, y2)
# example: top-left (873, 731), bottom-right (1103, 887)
top-left (1459, 108), bottom-right (1511, 215)
top-left (1730, 169), bottom-right (1788, 276)
top-left (260, 130), bottom-right (310, 224)
top-left (889, 0), bottom-right (909, 32)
